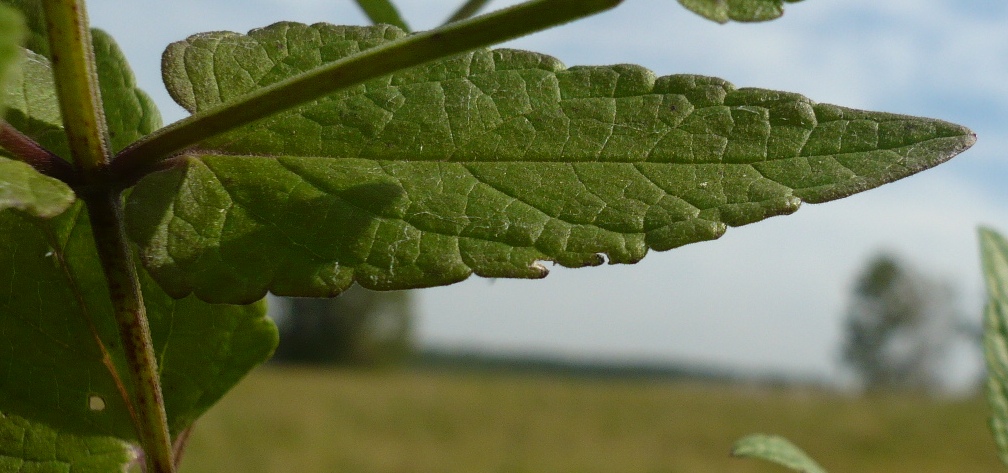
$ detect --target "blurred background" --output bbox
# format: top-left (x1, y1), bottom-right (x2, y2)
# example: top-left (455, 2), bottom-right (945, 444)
top-left (81, 0), bottom-right (1008, 471)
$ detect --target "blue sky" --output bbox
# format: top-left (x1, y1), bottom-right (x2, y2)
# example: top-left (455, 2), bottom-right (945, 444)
top-left (83, 0), bottom-right (1008, 386)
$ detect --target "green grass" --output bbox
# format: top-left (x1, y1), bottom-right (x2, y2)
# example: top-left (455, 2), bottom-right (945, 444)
top-left (179, 366), bottom-right (1002, 472)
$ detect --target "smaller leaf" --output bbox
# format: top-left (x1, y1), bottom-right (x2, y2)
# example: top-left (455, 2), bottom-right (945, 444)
top-left (979, 228), bottom-right (1008, 466)
top-left (91, 28), bottom-right (163, 153)
top-left (732, 434), bottom-right (828, 473)
top-left (0, 411), bottom-right (132, 472)
top-left (354, 0), bottom-right (410, 32)
top-left (0, 157), bottom-right (74, 217)
top-left (444, 0), bottom-right (492, 24)
top-left (678, 0), bottom-right (804, 24)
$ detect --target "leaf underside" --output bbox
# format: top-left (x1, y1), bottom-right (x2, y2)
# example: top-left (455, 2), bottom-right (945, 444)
top-left (126, 23), bottom-right (974, 304)
top-left (732, 434), bottom-right (828, 473)
top-left (980, 228), bottom-right (1008, 467)
top-left (0, 411), bottom-right (132, 472)
top-left (129, 23), bottom-right (974, 304)
top-left (678, 0), bottom-right (804, 23)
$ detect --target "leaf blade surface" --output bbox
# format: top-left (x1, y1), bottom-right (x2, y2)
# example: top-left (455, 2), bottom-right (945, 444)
top-left (732, 434), bottom-right (828, 473)
top-left (131, 23), bottom-right (974, 303)
top-left (678, 0), bottom-right (804, 23)
top-left (0, 203), bottom-right (278, 441)
top-left (0, 411), bottom-right (132, 473)
top-left (91, 29), bottom-right (163, 153)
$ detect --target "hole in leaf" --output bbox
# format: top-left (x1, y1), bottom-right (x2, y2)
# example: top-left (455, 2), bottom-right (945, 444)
top-left (88, 395), bottom-right (106, 412)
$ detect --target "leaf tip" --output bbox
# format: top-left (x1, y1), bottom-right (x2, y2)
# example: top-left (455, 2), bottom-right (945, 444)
top-left (732, 434), bottom-right (827, 473)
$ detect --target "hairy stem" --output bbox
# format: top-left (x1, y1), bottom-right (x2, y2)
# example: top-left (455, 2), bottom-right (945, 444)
top-left (112, 0), bottom-right (623, 185)
top-left (42, 2), bottom-right (174, 468)
top-left (0, 121), bottom-right (78, 184)
top-left (41, 0), bottom-right (110, 175)
top-left (444, 0), bottom-right (492, 24)
top-left (85, 190), bottom-right (175, 473)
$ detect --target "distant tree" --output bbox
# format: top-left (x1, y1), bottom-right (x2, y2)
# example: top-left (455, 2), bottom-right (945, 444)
top-left (272, 287), bottom-right (414, 366)
top-left (840, 253), bottom-right (962, 393)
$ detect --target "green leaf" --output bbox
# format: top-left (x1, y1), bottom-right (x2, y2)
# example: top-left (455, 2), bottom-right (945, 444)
top-left (1, 29), bottom-right (160, 161)
top-left (0, 5), bottom-right (24, 114)
top-left (0, 0), bottom-right (46, 56)
top-left (678, 0), bottom-right (804, 23)
top-left (0, 411), bottom-right (132, 472)
top-left (444, 0), bottom-right (493, 24)
top-left (128, 23), bottom-right (974, 304)
top-left (0, 47), bottom-right (68, 159)
top-left (732, 434), bottom-right (828, 473)
top-left (979, 228), bottom-right (1008, 467)
top-left (354, 0), bottom-right (410, 32)
top-left (91, 29), bottom-right (162, 153)
top-left (0, 157), bottom-right (74, 217)
top-left (0, 203), bottom-right (278, 441)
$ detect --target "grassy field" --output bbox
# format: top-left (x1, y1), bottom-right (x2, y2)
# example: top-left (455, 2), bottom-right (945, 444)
top-left (178, 366), bottom-right (1002, 472)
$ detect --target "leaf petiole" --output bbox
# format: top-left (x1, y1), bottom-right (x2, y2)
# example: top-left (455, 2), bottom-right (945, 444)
top-left (0, 121), bottom-right (77, 185)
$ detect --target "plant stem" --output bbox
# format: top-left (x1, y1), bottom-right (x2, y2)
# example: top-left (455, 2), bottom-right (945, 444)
top-left (42, 3), bottom-right (174, 469)
top-left (41, 0), bottom-right (111, 175)
top-left (85, 189), bottom-right (175, 473)
top-left (112, 0), bottom-right (623, 184)
top-left (0, 121), bottom-right (78, 185)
